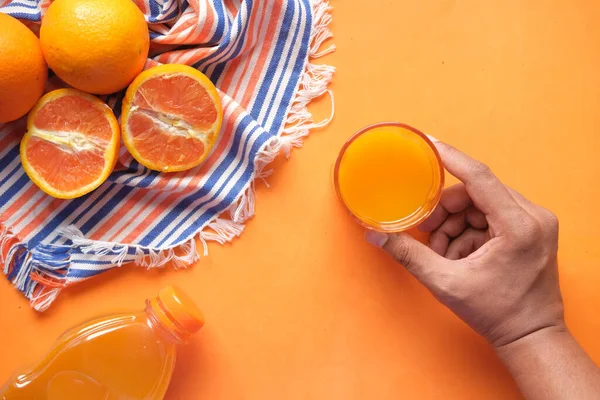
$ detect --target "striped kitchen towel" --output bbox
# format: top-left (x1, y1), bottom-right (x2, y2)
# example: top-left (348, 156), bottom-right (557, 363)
top-left (0, 0), bottom-right (335, 311)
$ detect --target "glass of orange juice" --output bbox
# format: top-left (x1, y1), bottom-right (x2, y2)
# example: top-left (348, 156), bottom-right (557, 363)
top-left (334, 122), bottom-right (444, 232)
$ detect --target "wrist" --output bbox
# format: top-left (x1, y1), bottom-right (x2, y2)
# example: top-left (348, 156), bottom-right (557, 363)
top-left (493, 322), bottom-right (569, 362)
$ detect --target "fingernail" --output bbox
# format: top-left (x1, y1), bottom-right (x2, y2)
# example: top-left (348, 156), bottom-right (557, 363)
top-left (426, 134), bottom-right (440, 143)
top-left (365, 230), bottom-right (389, 248)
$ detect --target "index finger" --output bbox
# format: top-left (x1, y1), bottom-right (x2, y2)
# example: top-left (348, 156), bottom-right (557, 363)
top-left (432, 141), bottom-right (520, 226)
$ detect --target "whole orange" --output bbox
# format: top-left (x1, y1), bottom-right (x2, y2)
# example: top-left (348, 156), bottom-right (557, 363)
top-left (0, 14), bottom-right (47, 123)
top-left (40, 0), bottom-right (149, 95)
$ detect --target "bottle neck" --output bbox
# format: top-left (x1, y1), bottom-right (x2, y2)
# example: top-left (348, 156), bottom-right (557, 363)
top-left (145, 300), bottom-right (188, 345)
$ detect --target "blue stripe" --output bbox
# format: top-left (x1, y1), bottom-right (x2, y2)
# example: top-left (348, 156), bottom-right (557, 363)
top-left (0, 146), bottom-right (20, 173)
top-left (249, 0), bottom-right (296, 120)
top-left (161, 5), bottom-right (180, 22)
top-left (3, 12), bottom-right (41, 20)
top-left (70, 259), bottom-right (128, 266)
top-left (76, 172), bottom-right (158, 234)
top-left (192, 0), bottom-right (241, 70)
top-left (256, 0), bottom-right (304, 123)
top-left (208, 0), bottom-right (253, 84)
top-left (148, 0), bottom-right (160, 20)
top-left (0, 175), bottom-right (30, 215)
top-left (0, 160), bottom-right (23, 189)
top-left (1, 1), bottom-right (39, 10)
top-left (270, 0), bottom-right (311, 130)
top-left (66, 268), bottom-right (110, 279)
top-left (208, 0), bottom-right (227, 44)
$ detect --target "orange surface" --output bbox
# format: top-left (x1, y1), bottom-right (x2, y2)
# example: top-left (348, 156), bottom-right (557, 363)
top-left (2, 1), bottom-right (600, 399)
top-left (336, 124), bottom-right (442, 229)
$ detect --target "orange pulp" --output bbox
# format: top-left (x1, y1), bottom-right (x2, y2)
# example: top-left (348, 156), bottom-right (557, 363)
top-left (334, 123), bottom-right (444, 231)
top-left (0, 286), bottom-right (204, 400)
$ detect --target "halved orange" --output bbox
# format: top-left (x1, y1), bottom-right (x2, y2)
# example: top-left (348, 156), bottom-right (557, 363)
top-left (121, 64), bottom-right (223, 172)
top-left (21, 89), bottom-right (120, 199)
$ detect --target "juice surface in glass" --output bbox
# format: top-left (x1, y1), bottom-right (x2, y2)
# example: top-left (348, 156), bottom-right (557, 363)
top-left (0, 286), bottom-right (204, 400)
top-left (334, 123), bottom-right (444, 232)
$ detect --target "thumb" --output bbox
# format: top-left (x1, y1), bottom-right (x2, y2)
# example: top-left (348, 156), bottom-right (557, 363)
top-left (365, 230), bottom-right (454, 290)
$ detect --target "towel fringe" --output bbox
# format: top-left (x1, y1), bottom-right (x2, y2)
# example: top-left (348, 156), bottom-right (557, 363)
top-left (56, 226), bottom-right (201, 270)
top-left (1, 223), bottom-right (72, 311)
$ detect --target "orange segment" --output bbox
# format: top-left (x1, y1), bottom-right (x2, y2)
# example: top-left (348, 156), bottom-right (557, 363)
top-left (121, 64), bottom-right (223, 172)
top-left (20, 89), bottom-right (120, 199)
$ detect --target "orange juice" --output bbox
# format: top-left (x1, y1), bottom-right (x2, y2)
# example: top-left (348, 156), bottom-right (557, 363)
top-left (334, 123), bottom-right (444, 231)
top-left (0, 286), bottom-right (204, 400)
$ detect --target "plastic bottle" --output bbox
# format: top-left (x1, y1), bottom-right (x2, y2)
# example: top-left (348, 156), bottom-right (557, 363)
top-left (1, 285), bottom-right (204, 400)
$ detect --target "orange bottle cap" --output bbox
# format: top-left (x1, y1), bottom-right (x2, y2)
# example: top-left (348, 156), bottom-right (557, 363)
top-left (157, 286), bottom-right (205, 335)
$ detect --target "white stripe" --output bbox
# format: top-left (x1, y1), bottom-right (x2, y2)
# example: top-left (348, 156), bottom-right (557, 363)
top-left (0, 4), bottom-right (40, 16)
top-left (152, 9), bottom-right (193, 44)
top-left (0, 142), bottom-right (19, 161)
top-left (199, 0), bottom-right (249, 72)
top-left (90, 172), bottom-right (182, 241)
top-left (211, 0), bottom-right (261, 86)
top-left (70, 255), bottom-right (129, 271)
top-left (225, 0), bottom-right (273, 100)
top-left (13, 195), bottom-right (56, 238)
top-left (0, 158), bottom-right (31, 211)
top-left (256, 1), bottom-right (302, 124)
top-left (0, 180), bottom-right (33, 216)
top-left (230, 0), bottom-right (282, 108)
top-left (110, 188), bottom-right (177, 242)
top-left (264, 0), bottom-right (308, 129)
top-left (189, 0), bottom-right (208, 41)
top-left (205, 0), bottom-right (227, 46)
top-left (3, 188), bottom-right (46, 226)
top-left (143, 0), bottom-right (151, 15)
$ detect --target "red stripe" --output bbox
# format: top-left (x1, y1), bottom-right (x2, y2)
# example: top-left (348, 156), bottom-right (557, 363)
top-left (103, 171), bottom-right (189, 242)
top-left (240, 0), bottom-right (284, 107)
top-left (4, 186), bottom-right (44, 227)
top-left (224, 0), bottom-right (237, 15)
top-left (106, 191), bottom-right (166, 242)
top-left (219, 0), bottom-right (267, 95)
top-left (195, 0), bottom-right (216, 44)
top-left (18, 198), bottom-right (64, 238)
top-left (90, 188), bottom-right (157, 241)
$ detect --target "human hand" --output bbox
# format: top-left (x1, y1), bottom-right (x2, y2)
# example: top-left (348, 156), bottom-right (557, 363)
top-left (365, 140), bottom-right (564, 349)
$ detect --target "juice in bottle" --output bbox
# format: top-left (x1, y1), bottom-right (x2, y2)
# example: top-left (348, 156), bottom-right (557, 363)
top-left (334, 122), bottom-right (444, 231)
top-left (1, 286), bottom-right (204, 400)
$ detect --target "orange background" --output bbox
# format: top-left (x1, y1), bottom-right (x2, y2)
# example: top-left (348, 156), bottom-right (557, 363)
top-left (2, 0), bottom-right (600, 398)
